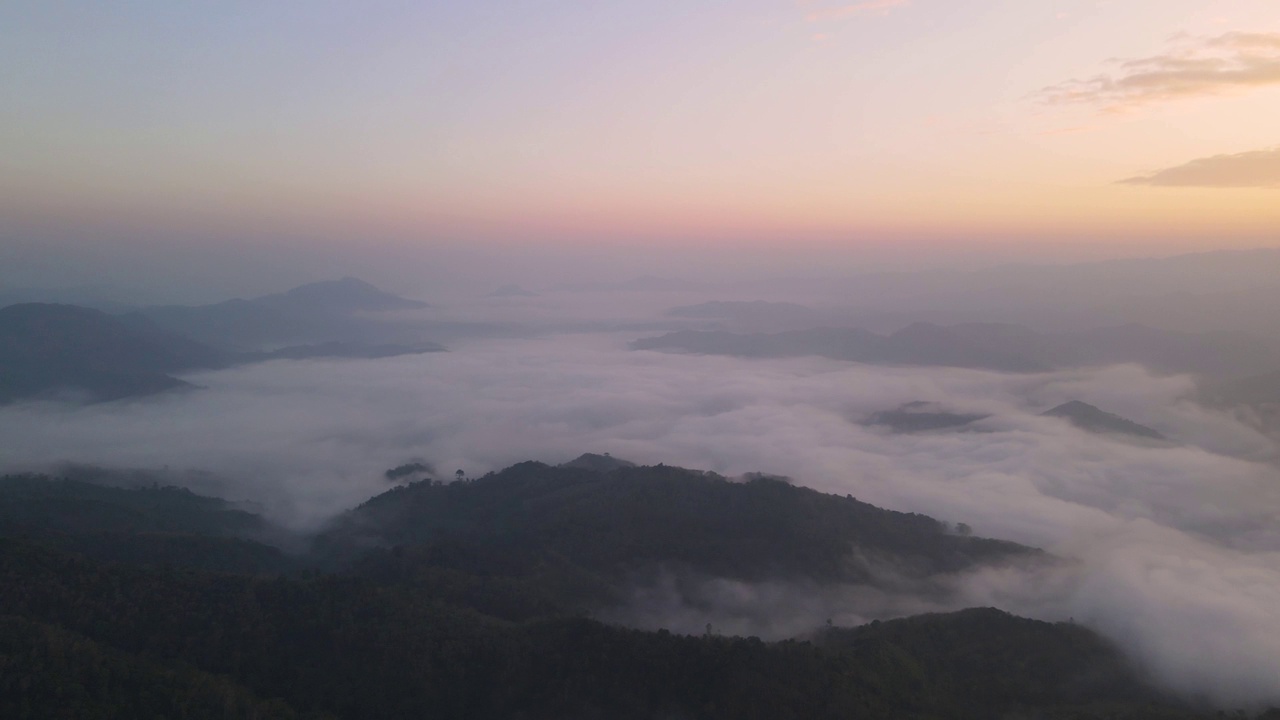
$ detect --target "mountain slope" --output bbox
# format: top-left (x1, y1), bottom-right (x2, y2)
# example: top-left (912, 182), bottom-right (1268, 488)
top-left (0, 474), bottom-right (294, 574)
top-left (134, 277), bottom-right (430, 350)
top-left (318, 461), bottom-right (1036, 584)
top-left (632, 324), bottom-right (1050, 372)
top-left (633, 321), bottom-right (1275, 377)
top-left (0, 615), bottom-right (302, 720)
top-left (1043, 401), bottom-right (1167, 441)
top-left (0, 303), bottom-right (227, 403)
top-left (559, 452), bottom-right (637, 472)
top-left (258, 276), bottom-right (428, 314)
top-left (0, 537), bottom-right (1213, 720)
top-left (0, 460), bottom-right (1236, 719)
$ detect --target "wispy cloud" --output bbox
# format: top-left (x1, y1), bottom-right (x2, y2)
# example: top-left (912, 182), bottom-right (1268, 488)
top-left (1121, 147), bottom-right (1280, 189)
top-left (1040, 32), bottom-right (1280, 111)
top-left (801, 0), bottom-right (910, 23)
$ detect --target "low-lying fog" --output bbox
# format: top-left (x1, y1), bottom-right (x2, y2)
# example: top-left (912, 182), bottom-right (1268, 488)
top-left (4, 288), bottom-right (1280, 707)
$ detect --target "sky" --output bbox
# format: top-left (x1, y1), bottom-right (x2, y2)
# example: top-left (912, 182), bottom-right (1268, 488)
top-left (2, 1), bottom-right (1280, 296)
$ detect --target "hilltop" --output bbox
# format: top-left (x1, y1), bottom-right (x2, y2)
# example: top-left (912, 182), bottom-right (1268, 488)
top-left (1043, 401), bottom-right (1167, 441)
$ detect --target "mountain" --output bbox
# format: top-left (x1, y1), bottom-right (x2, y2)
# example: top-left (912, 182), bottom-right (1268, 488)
top-left (257, 276), bottom-right (428, 314)
top-left (780, 248), bottom-right (1280, 339)
top-left (133, 277), bottom-right (431, 350)
top-left (818, 607), bottom-right (1163, 711)
top-left (0, 474), bottom-right (293, 574)
top-left (864, 402), bottom-right (991, 433)
top-left (0, 615), bottom-right (299, 720)
top-left (632, 324), bottom-right (1050, 372)
top-left (1042, 401), bottom-right (1167, 441)
top-left (0, 300), bottom-right (442, 404)
top-left (317, 461), bottom-right (1036, 587)
top-left (559, 452), bottom-right (637, 472)
top-left (0, 303), bottom-right (228, 403)
top-left (0, 461), bottom-right (1225, 719)
top-left (1, 535), bottom-right (1214, 719)
top-left (0, 284), bottom-right (149, 313)
top-left (632, 321), bottom-right (1276, 377)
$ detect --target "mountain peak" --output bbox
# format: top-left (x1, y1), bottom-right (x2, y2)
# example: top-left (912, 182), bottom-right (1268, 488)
top-left (559, 453), bottom-right (637, 472)
top-left (1042, 401), bottom-right (1166, 441)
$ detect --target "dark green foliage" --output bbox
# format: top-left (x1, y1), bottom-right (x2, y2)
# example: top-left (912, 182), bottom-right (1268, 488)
top-left (824, 608), bottom-right (1154, 717)
top-left (0, 462), bottom-right (1246, 719)
top-left (0, 538), bottom-right (1220, 720)
top-left (320, 462), bottom-right (1034, 583)
top-left (0, 475), bottom-right (268, 537)
top-left (0, 475), bottom-right (293, 574)
top-left (0, 615), bottom-right (305, 719)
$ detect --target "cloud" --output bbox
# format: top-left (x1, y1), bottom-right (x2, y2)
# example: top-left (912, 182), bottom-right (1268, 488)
top-left (801, 0), bottom-right (909, 23)
top-left (1039, 32), bottom-right (1280, 111)
top-left (1120, 147), bottom-right (1280, 188)
top-left (2, 330), bottom-right (1280, 705)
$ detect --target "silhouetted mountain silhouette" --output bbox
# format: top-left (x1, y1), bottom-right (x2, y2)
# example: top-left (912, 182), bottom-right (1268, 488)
top-left (1042, 401), bottom-right (1166, 441)
top-left (0, 303), bottom-right (227, 403)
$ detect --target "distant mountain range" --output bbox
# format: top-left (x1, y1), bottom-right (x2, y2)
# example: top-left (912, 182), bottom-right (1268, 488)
top-left (755, 248), bottom-right (1280, 340)
top-left (131, 277), bottom-right (430, 350)
top-left (857, 399), bottom-right (1167, 441)
top-left (633, 320), bottom-right (1279, 377)
top-left (633, 324), bottom-right (1052, 372)
top-left (0, 278), bottom-right (444, 404)
top-left (0, 303), bottom-right (228, 403)
top-left (559, 452), bottom-right (637, 472)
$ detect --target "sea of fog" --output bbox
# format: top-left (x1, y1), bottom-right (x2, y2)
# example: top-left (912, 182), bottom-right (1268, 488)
top-left (3, 332), bottom-right (1280, 706)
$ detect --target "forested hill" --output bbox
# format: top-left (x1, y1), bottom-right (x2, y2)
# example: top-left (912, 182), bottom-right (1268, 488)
top-left (0, 538), bottom-right (1230, 720)
top-left (0, 475), bottom-right (293, 575)
top-left (0, 465), bottom-right (1271, 718)
top-left (318, 461), bottom-right (1036, 584)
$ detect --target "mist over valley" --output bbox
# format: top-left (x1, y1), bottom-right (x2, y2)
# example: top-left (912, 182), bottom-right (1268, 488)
top-left (5, 254), bottom-right (1280, 715)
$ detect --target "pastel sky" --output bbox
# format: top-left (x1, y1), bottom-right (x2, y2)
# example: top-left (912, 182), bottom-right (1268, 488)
top-left (2, 1), bottom-right (1280, 290)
